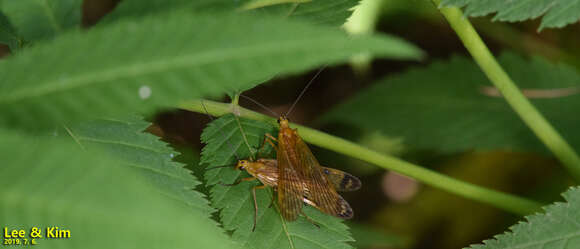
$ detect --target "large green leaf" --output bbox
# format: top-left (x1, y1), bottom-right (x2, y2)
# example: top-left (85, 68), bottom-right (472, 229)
top-left (66, 115), bottom-right (214, 215)
top-left (104, 0), bottom-right (358, 27)
top-left (0, 0), bottom-right (82, 41)
top-left (440, 0), bottom-right (580, 31)
top-left (0, 11), bottom-right (421, 131)
top-left (200, 114), bottom-right (355, 249)
top-left (468, 186), bottom-right (580, 249)
top-left (322, 53), bottom-right (580, 154)
top-left (0, 131), bottom-right (232, 249)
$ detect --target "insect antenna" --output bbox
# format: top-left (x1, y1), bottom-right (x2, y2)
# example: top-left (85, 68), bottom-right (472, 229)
top-left (285, 65), bottom-right (326, 118)
top-left (239, 94), bottom-right (279, 117)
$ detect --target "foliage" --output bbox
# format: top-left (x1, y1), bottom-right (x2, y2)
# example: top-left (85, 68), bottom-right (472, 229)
top-left (0, 130), bottom-right (232, 249)
top-left (0, 11), bottom-right (23, 50)
top-left (322, 53), bottom-right (580, 154)
top-left (440, 0), bottom-right (580, 30)
top-left (467, 186), bottom-right (580, 249)
top-left (105, 0), bottom-right (359, 27)
top-left (67, 116), bottom-right (214, 215)
top-left (200, 114), bottom-right (354, 249)
top-left (0, 10), bottom-right (420, 131)
top-left (0, 0), bottom-right (82, 41)
top-left (3, 0), bottom-right (580, 248)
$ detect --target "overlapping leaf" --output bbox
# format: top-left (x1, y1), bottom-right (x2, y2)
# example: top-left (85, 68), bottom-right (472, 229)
top-left (467, 186), bottom-right (580, 249)
top-left (0, 11), bottom-right (23, 50)
top-left (0, 130), bottom-right (232, 249)
top-left (104, 0), bottom-right (358, 27)
top-left (440, 0), bottom-right (580, 30)
top-left (322, 53), bottom-right (580, 154)
top-left (0, 11), bottom-right (421, 132)
top-left (241, 0), bottom-right (359, 26)
top-left (66, 115), bottom-right (213, 215)
top-left (200, 114), bottom-right (354, 249)
top-left (0, 0), bottom-right (82, 41)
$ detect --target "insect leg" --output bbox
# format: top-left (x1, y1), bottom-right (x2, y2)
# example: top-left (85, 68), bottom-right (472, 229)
top-left (268, 188), bottom-right (277, 208)
top-left (263, 133), bottom-right (278, 148)
top-left (256, 135), bottom-right (273, 157)
top-left (219, 177), bottom-right (256, 186)
top-left (265, 133), bottom-right (278, 147)
top-left (300, 210), bottom-right (321, 229)
top-left (251, 185), bottom-right (267, 232)
top-left (265, 133), bottom-right (278, 142)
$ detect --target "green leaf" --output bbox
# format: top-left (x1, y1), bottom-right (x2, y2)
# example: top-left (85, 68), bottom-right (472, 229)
top-left (66, 115), bottom-right (214, 215)
top-left (468, 186), bottom-right (580, 249)
top-left (0, 11), bottom-right (24, 50)
top-left (440, 0), bottom-right (580, 31)
top-left (242, 0), bottom-right (360, 26)
top-left (200, 114), bottom-right (355, 249)
top-left (101, 0), bottom-right (232, 23)
top-left (0, 0), bottom-right (82, 41)
top-left (348, 223), bottom-right (407, 249)
top-left (104, 0), bottom-right (358, 27)
top-left (0, 131), bottom-right (233, 249)
top-left (322, 52), bottom-right (580, 154)
top-left (0, 11), bottom-right (421, 131)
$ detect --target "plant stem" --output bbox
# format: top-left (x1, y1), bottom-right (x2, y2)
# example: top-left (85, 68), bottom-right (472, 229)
top-left (431, 0), bottom-right (580, 181)
top-left (180, 99), bottom-right (543, 215)
top-left (343, 0), bottom-right (385, 74)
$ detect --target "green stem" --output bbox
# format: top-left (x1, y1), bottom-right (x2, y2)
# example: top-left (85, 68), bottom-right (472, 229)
top-left (180, 99), bottom-right (543, 215)
top-left (343, 0), bottom-right (385, 74)
top-left (432, 0), bottom-right (580, 181)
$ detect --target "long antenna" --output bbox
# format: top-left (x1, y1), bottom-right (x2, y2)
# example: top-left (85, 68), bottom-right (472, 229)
top-left (240, 94), bottom-right (279, 117)
top-left (285, 66), bottom-right (326, 117)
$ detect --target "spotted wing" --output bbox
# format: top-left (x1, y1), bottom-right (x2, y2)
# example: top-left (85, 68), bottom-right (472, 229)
top-left (322, 167), bottom-right (361, 192)
top-left (292, 133), bottom-right (354, 219)
top-left (276, 139), bottom-right (304, 221)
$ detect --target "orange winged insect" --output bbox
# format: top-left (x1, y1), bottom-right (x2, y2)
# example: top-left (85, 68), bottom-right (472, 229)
top-left (264, 116), bottom-right (359, 221)
top-left (204, 67), bottom-right (361, 230)
top-left (229, 155), bottom-right (361, 230)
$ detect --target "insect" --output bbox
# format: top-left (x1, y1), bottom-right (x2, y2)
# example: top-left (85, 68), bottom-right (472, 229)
top-left (229, 155), bottom-right (361, 230)
top-left (204, 67), bottom-right (361, 230)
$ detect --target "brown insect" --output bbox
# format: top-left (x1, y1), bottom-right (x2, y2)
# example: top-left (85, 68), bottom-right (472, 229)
top-left (206, 67), bottom-right (360, 230)
top-left (221, 116), bottom-right (361, 230)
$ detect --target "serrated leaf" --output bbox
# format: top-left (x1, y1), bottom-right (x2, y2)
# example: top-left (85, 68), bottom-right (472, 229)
top-left (0, 11), bottom-right (421, 132)
top-left (468, 186), bottom-right (580, 249)
top-left (104, 0), bottom-right (358, 27)
top-left (200, 114), bottom-right (355, 249)
top-left (0, 0), bottom-right (82, 41)
top-left (322, 52), bottom-right (580, 154)
top-left (66, 115), bottom-right (214, 215)
top-left (242, 0), bottom-right (360, 26)
top-left (0, 131), bottom-right (232, 249)
top-left (440, 0), bottom-right (580, 31)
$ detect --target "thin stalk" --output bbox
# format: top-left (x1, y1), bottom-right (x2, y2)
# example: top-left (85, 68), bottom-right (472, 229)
top-left (180, 99), bottom-right (543, 215)
top-left (431, 0), bottom-right (580, 181)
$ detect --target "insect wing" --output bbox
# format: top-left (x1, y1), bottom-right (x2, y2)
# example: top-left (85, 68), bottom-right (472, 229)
top-left (322, 167), bottom-right (361, 192)
top-left (292, 133), bottom-right (354, 219)
top-left (277, 140), bottom-right (304, 221)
